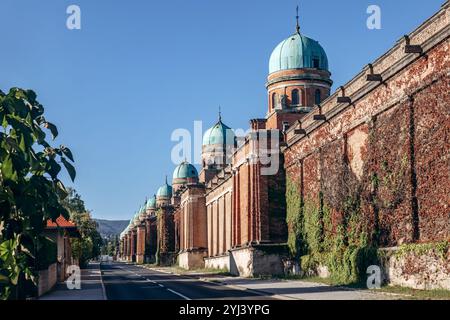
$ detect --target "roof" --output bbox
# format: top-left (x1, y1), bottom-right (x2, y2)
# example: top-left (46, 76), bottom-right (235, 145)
top-left (172, 161), bottom-right (199, 180)
top-left (157, 181), bottom-right (173, 198)
top-left (46, 215), bottom-right (77, 229)
top-left (202, 119), bottom-right (235, 146)
top-left (146, 195), bottom-right (157, 209)
top-left (269, 32), bottom-right (329, 74)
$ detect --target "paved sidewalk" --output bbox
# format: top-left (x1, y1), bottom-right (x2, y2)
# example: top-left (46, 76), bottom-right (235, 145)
top-left (39, 262), bottom-right (106, 300)
top-left (201, 277), bottom-right (405, 300)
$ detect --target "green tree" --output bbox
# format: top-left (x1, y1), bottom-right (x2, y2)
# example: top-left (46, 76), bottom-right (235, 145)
top-left (69, 211), bottom-right (102, 268)
top-left (0, 88), bottom-right (75, 299)
top-left (61, 188), bottom-right (86, 214)
top-left (60, 188), bottom-right (102, 268)
top-left (104, 235), bottom-right (119, 257)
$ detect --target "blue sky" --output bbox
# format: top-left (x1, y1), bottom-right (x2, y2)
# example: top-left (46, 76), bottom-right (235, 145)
top-left (0, 0), bottom-right (444, 220)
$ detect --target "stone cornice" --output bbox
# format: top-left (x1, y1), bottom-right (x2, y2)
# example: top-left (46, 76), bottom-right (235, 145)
top-left (266, 72), bottom-right (333, 87)
top-left (284, 3), bottom-right (450, 149)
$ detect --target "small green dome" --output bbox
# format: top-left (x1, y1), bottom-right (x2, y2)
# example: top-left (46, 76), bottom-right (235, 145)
top-left (269, 32), bottom-right (329, 74)
top-left (133, 211), bottom-right (140, 225)
top-left (173, 161), bottom-right (198, 180)
top-left (146, 195), bottom-right (156, 209)
top-left (156, 180), bottom-right (173, 198)
top-left (203, 119), bottom-right (235, 146)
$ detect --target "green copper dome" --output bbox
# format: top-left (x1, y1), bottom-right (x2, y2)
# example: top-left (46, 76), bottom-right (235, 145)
top-left (173, 161), bottom-right (198, 180)
top-left (203, 118), bottom-right (235, 146)
top-left (269, 32), bottom-right (329, 74)
top-left (156, 179), bottom-right (173, 198)
top-left (133, 211), bottom-right (140, 225)
top-left (146, 195), bottom-right (156, 209)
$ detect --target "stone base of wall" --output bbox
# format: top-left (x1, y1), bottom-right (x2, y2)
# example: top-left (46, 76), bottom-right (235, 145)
top-left (37, 263), bottom-right (57, 297)
top-left (136, 254), bottom-right (144, 264)
top-left (230, 244), bottom-right (288, 277)
top-left (204, 254), bottom-right (230, 271)
top-left (380, 246), bottom-right (450, 290)
top-left (158, 252), bottom-right (177, 266)
top-left (178, 249), bottom-right (208, 270)
top-left (145, 254), bottom-right (156, 264)
top-left (284, 260), bottom-right (330, 278)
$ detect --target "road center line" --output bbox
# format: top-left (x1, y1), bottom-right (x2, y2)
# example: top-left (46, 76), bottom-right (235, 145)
top-left (167, 288), bottom-right (191, 300)
top-left (117, 264), bottom-right (192, 300)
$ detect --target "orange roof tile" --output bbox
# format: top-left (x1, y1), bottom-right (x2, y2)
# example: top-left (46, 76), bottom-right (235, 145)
top-left (46, 215), bottom-right (77, 228)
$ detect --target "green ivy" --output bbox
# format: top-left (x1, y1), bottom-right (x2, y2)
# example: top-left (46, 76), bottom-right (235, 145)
top-left (286, 178), bottom-right (379, 285)
top-left (286, 177), bottom-right (303, 259)
top-left (395, 241), bottom-right (449, 260)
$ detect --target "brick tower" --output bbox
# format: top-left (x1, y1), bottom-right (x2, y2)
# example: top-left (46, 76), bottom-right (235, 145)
top-left (265, 9), bottom-right (332, 131)
top-left (155, 178), bottom-right (176, 266)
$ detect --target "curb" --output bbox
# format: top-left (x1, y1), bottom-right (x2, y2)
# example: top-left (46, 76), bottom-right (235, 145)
top-left (199, 277), bottom-right (297, 300)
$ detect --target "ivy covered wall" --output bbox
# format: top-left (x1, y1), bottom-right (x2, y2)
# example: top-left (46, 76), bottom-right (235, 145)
top-left (283, 40), bottom-right (450, 285)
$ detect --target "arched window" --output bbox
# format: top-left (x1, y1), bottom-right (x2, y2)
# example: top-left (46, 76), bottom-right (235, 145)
top-left (315, 89), bottom-right (321, 105)
top-left (291, 89), bottom-right (299, 106)
top-left (272, 93), bottom-right (278, 110)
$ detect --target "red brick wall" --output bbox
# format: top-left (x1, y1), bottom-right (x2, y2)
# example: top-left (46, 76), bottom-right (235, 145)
top-left (284, 37), bottom-right (450, 247)
top-left (413, 76), bottom-right (450, 242)
top-left (232, 131), bottom-right (288, 246)
top-left (145, 217), bottom-right (157, 257)
top-left (180, 185), bottom-right (208, 250)
top-left (267, 154), bottom-right (288, 243)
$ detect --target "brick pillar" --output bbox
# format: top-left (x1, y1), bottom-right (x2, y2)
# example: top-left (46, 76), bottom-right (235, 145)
top-left (180, 207), bottom-right (185, 252)
top-left (130, 229), bottom-right (137, 262)
top-left (188, 189), bottom-right (207, 250)
top-left (174, 210), bottom-right (180, 253)
top-left (232, 171), bottom-right (237, 247)
top-left (145, 218), bottom-right (152, 261)
top-left (150, 218), bottom-right (157, 258)
top-left (250, 161), bottom-right (257, 243)
top-left (233, 170), bottom-right (241, 246)
top-left (136, 224), bottom-right (146, 264)
top-left (124, 234), bottom-right (129, 261)
top-left (157, 206), bottom-right (175, 266)
top-left (127, 233), bottom-right (132, 261)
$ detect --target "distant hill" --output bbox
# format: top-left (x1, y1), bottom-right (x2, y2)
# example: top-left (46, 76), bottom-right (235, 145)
top-left (95, 219), bottom-right (129, 239)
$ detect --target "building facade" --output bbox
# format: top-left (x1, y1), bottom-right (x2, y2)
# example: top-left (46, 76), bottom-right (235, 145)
top-left (120, 2), bottom-right (450, 289)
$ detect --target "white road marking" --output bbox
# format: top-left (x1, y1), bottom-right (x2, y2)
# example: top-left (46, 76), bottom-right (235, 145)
top-left (116, 264), bottom-right (191, 300)
top-left (98, 263), bottom-right (107, 300)
top-left (167, 288), bottom-right (191, 300)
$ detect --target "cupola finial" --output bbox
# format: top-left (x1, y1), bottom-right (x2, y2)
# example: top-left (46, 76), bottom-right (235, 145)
top-left (296, 5), bottom-right (300, 34)
top-left (218, 105), bottom-right (222, 121)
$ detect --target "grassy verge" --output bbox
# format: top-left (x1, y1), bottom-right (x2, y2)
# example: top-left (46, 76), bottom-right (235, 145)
top-left (267, 275), bottom-right (450, 300)
top-left (371, 285), bottom-right (450, 300)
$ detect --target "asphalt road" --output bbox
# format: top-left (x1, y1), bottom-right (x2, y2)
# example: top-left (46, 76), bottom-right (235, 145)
top-left (100, 262), bottom-right (276, 300)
